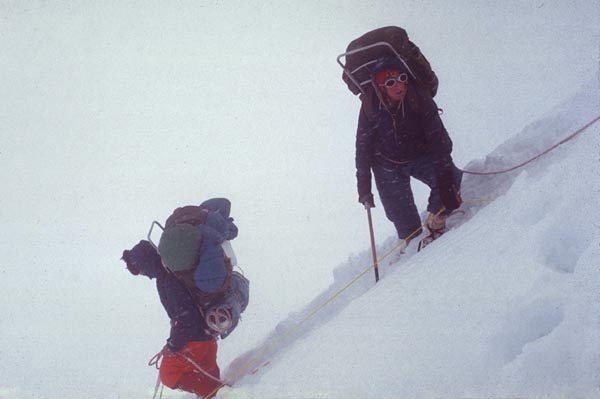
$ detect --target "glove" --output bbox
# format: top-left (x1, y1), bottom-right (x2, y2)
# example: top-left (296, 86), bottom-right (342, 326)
top-left (437, 166), bottom-right (462, 211)
top-left (356, 169), bottom-right (372, 207)
top-left (359, 193), bottom-right (375, 209)
top-left (121, 240), bottom-right (161, 277)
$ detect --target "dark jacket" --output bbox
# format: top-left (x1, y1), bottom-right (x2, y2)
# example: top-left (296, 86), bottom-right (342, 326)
top-left (158, 271), bottom-right (214, 350)
top-left (355, 87), bottom-right (453, 198)
top-left (123, 241), bottom-right (214, 351)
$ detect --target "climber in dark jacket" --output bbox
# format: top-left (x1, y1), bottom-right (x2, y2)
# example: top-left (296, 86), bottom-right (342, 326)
top-left (355, 57), bottom-right (462, 247)
top-left (122, 240), bottom-right (221, 398)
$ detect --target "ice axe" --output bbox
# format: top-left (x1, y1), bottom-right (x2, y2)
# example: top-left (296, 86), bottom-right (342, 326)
top-left (365, 205), bottom-right (380, 283)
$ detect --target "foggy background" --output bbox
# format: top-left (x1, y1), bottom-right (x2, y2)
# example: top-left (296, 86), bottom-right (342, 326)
top-left (1, 1), bottom-right (598, 398)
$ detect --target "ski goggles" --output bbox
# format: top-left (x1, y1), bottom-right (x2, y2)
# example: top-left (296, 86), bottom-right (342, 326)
top-left (383, 73), bottom-right (408, 88)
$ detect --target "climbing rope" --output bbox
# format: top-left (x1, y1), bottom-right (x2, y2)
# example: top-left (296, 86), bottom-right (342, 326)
top-left (174, 351), bottom-right (225, 384)
top-left (461, 115), bottom-right (600, 175)
top-left (178, 116), bottom-right (600, 397)
top-left (148, 349), bottom-right (163, 370)
top-left (148, 345), bottom-right (225, 397)
top-left (151, 373), bottom-right (164, 399)
top-left (190, 201), bottom-right (495, 398)
top-left (149, 349), bottom-right (165, 399)
top-left (203, 208), bottom-right (452, 398)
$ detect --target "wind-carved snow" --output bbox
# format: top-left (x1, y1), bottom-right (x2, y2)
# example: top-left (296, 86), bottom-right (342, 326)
top-left (491, 296), bottom-right (565, 364)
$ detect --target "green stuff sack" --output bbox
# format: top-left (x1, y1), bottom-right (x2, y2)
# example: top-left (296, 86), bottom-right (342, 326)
top-left (158, 224), bottom-right (203, 272)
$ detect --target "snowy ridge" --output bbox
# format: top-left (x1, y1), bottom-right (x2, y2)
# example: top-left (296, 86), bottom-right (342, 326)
top-left (460, 78), bottom-right (600, 212)
top-left (218, 81), bottom-right (600, 398)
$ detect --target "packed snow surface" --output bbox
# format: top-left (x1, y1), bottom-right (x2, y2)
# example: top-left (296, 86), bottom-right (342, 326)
top-left (1, 2), bottom-right (598, 399)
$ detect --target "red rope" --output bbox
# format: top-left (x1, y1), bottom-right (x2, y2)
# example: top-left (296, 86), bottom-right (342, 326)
top-left (461, 115), bottom-right (600, 176)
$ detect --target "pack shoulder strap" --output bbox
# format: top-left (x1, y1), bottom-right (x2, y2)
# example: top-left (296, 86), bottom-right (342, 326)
top-left (360, 91), bottom-right (377, 124)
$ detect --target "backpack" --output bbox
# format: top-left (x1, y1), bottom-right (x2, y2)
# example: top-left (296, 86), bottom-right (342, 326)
top-left (339, 26), bottom-right (438, 98)
top-left (148, 199), bottom-right (249, 339)
top-left (204, 271), bottom-right (250, 339)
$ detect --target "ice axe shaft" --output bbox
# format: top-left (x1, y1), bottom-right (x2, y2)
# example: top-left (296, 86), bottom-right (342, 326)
top-left (366, 206), bottom-right (379, 283)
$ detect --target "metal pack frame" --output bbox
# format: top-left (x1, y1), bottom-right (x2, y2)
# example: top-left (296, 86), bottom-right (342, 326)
top-left (336, 41), bottom-right (416, 96)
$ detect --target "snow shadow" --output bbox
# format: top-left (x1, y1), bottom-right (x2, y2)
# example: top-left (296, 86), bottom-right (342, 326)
top-left (491, 296), bottom-right (565, 365)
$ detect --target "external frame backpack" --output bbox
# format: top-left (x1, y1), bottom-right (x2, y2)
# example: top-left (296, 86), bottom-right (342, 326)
top-left (337, 26), bottom-right (439, 121)
top-left (146, 199), bottom-right (249, 339)
top-left (338, 26), bottom-right (438, 98)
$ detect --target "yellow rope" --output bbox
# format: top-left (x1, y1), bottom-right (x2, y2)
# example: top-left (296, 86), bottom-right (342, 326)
top-left (206, 112), bottom-right (600, 394)
top-left (209, 257), bottom-right (377, 395)
top-left (207, 199), bottom-right (492, 396)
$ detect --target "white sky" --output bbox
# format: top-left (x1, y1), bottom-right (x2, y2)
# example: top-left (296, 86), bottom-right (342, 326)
top-left (0, 1), bottom-right (598, 398)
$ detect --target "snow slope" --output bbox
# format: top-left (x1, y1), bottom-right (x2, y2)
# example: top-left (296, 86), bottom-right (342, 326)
top-left (216, 81), bottom-right (600, 399)
top-left (1, 2), bottom-right (599, 399)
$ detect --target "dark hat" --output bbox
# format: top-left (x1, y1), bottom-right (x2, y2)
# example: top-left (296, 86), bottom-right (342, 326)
top-left (372, 57), bottom-right (410, 84)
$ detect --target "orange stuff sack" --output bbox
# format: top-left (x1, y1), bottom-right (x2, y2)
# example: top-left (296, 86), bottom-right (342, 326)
top-left (160, 340), bottom-right (221, 398)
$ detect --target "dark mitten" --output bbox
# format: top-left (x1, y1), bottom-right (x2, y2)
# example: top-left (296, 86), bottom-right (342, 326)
top-left (121, 250), bottom-right (139, 275)
top-left (356, 169), bottom-right (372, 205)
top-left (122, 240), bottom-right (163, 277)
top-left (437, 166), bottom-right (462, 211)
top-left (359, 193), bottom-right (375, 208)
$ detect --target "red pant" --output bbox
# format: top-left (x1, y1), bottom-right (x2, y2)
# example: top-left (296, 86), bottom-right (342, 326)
top-left (160, 340), bottom-right (221, 398)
